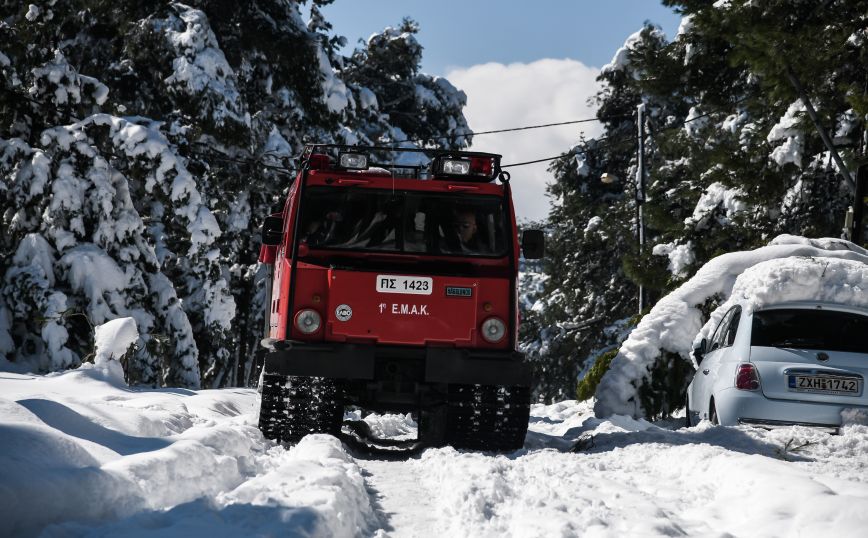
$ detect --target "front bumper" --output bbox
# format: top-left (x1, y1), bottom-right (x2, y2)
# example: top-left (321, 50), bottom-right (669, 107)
top-left (264, 342), bottom-right (532, 387)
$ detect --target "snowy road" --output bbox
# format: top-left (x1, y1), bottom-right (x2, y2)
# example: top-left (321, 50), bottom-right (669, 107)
top-left (360, 457), bottom-right (442, 537)
top-left (3, 369), bottom-right (868, 537)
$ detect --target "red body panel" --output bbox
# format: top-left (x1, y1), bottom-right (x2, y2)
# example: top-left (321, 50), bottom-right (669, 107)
top-left (322, 269), bottom-right (509, 348)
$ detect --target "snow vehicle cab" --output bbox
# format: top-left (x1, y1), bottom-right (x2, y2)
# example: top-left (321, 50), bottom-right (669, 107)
top-left (257, 144), bottom-right (542, 451)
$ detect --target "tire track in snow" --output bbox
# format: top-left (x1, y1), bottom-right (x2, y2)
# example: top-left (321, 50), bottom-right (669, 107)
top-left (360, 456), bottom-right (445, 538)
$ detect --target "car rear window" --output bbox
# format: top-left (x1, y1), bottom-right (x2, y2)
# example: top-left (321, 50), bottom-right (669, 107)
top-left (751, 309), bottom-right (868, 353)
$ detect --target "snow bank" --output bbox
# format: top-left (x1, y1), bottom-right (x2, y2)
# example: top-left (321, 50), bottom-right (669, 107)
top-left (4, 374), bottom-right (868, 536)
top-left (0, 371), bottom-right (377, 538)
top-left (409, 399), bottom-right (868, 537)
top-left (361, 412), bottom-right (417, 441)
top-left (595, 235), bottom-right (868, 418)
top-left (223, 435), bottom-right (377, 537)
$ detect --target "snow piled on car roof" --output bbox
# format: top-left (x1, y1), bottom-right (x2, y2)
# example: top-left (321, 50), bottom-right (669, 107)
top-left (594, 235), bottom-right (868, 419)
top-left (697, 255), bottom-right (868, 351)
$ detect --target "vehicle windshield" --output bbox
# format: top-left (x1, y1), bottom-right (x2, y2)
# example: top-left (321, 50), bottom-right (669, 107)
top-left (751, 309), bottom-right (868, 353)
top-left (298, 186), bottom-right (509, 257)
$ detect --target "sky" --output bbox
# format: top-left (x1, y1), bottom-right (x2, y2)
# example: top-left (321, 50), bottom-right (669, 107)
top-left (322, 1), bottom-right (684, 221)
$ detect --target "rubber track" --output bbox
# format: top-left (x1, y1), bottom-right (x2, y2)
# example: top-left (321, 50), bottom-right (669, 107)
top-left (445, 384), bottom-right (531, 451)
top-left (258, 374), bottom-right (344, 443)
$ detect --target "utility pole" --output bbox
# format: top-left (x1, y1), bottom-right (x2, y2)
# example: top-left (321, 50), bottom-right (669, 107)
top-left (784, 66), bottom-right (855, 193)
top-left (636, 103), bottom-right (646, 315)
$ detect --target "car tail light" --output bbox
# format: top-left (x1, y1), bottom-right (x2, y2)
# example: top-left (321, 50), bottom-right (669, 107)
top-left (481, 317), bottom-right (506, 343)
top-left (735, 363), bottom-right (761, 391)
top-left (294, 308), bottom-right (322, 334)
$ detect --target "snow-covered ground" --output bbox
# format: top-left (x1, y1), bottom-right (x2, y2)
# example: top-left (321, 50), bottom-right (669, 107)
top-left (3, 369), bottom-right (868, 537)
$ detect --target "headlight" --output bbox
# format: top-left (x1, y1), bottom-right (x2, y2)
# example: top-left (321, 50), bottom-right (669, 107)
top-left (294, 309), bottom-right (322, 334)
top-left (481, 317), bottom-right (506, 343)
top-left (339, 152), bottom-right (368, 170)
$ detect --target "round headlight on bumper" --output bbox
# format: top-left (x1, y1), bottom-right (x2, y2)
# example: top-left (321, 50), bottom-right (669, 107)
top-left (481, 317), bottom-right (506, 343)
top-left (294, 308), bottom-right (322, 334)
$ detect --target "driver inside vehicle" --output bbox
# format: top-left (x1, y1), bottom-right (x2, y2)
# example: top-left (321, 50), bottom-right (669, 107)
top-left (303, 210), bottom-right (342, 245)
top-left (452, 209), bottom-right (480, 251)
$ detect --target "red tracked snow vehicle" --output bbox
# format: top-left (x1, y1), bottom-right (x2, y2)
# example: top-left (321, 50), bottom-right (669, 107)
top-left (257, 144), bottom-right (543, 451)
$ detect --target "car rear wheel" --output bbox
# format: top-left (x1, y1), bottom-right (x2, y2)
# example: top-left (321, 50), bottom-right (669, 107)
top-left (709, 398), bottom-right (719, 425)
top-left (684, 393), bottom-right (692, 428)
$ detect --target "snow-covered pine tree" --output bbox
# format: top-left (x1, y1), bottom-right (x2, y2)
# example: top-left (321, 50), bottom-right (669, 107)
top-left (1, 1), bottom-right (472, 388)
top-left (340, 18), bottom-right (472, 149)
top-left (0, 118), bottom-right (203, 386)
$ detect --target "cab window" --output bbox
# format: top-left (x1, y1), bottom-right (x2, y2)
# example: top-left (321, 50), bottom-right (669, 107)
top-left (299, 187), bottom-right (508, 257)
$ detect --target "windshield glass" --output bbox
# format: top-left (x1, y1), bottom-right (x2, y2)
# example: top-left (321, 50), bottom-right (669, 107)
top-left (299, 186), bottom-right (509, 257)
top-left (751, 309), bottom-right (868, 353)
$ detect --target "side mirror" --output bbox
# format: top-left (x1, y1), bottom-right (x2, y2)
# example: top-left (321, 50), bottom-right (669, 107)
top-left (521, 229), bottom-right (545, 259)
top-left (261, 215), bottom-right (284, 246)
top-left (693, 338), bottom-right (707, 364)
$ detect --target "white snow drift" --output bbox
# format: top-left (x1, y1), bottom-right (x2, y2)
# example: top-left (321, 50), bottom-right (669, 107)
top-left (3, 369), bottom-right (868, 537)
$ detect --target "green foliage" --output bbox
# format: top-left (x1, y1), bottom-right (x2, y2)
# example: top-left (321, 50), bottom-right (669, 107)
top-left (637, 351), bottom-right (693, 420)
top-left (576, 349), bottom-right (618, 402)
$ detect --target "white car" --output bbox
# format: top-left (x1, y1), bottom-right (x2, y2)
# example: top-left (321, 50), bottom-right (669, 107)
top-left (686, 301), bottom-right (868, 432)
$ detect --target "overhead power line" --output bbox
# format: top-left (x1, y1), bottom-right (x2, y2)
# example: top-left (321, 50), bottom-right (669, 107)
top-left (196, 114), bottom-right (632, 173)
top-left (6, 80), bottom-right (751, 177)
top-left (396, 115), bottom-right (632, 146)
top-left (502, 131), bottom-right (637, 169)
top-left (501, 96), bottom-right (755, 168)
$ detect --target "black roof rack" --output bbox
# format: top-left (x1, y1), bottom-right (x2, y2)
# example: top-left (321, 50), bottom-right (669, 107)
top-left (301, 144), bottom-right (503, 182)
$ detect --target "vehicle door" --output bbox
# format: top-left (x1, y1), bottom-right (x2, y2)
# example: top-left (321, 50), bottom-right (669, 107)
top-left (691, 306), bottom-right (740, 420)
top-left (269, 183), bottom-right (299, 340)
